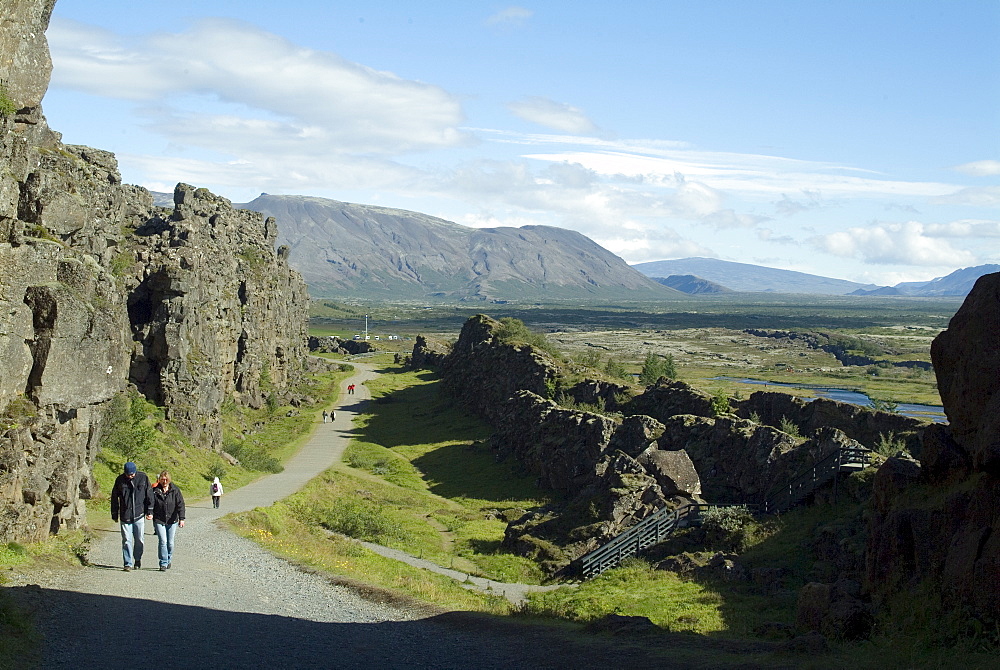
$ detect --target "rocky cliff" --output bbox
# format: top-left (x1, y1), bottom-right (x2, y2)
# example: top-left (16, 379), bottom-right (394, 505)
top-left (435, 314), bottom-right (882, 573)
top-left (867, 272), bottom-right (1000, 630)
top-left (0, 0), bottom-right (308, 543)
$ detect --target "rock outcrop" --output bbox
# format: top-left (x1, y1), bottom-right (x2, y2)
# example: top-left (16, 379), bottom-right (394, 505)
top-left (440, 314), bottom-right (559, 423)
top-left (439, 313), bottom-right (878, 573)
top-left (867, 272), bottom-right (1000, 629)
top-left (736, 391), bottom-right (924, 453)
top-left (0, 1), bottom-right (308, 542)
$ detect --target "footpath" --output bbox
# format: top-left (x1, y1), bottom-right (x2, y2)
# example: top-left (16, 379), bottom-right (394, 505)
top-left (4, 360), bottom-right (608, 670)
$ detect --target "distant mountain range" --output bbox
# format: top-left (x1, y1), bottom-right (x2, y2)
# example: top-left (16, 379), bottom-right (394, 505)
top-left (849, 264), bottom-right (1000, 297)
top-left (633, 258), bottom-right (876, 295)
top-left (634, 258), bottom-right (998, 297)
top-left (151, 190), bottom-right (995, 300)
top-left (237, 194), bottom-right (676, 302)
top-left (652, 274), bottom-right (733, 295)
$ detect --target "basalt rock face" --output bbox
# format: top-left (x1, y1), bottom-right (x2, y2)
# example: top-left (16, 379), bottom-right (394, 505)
top-left (439, 314), bottom-right (559, 423)
top-left (660, 415), bottom-right (865, 503)
top-left (0, 1), bottom-right (308, 542)
top-left (867, 273), bottom-right (1000, 625)
top-left (736, 391), bottom-right (925, 453)
top-left (122, 184), bottom-right (308, 446)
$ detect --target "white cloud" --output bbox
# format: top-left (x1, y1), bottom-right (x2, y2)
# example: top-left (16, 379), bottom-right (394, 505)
top-left (774, 190), bottom-right (828, 216)
top-left (930, 185), bottom-right (1000, 207)
top-left (812, 221), bottom-right (978, 266)
top-left (952, 160), bottom-right (1000, 176)
top-left (922, 219), bottom-right (1000, 238)
top-left (486, 7), bottom-right (534, 27)
top-left (507, 97), bottom-right (598, 134)
top-left (48, 17), bottom-right (468, 155)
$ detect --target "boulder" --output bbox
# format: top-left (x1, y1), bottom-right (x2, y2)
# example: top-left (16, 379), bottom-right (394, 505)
top-left (637, 446), bottom-right (701, 497)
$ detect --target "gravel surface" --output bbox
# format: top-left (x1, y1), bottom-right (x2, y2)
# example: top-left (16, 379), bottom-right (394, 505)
top-left (7, 363), bottom-right (663, 670)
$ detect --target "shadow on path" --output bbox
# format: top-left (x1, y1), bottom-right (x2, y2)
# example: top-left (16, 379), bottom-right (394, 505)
top-left (6, 586), bottom-right (762, 670)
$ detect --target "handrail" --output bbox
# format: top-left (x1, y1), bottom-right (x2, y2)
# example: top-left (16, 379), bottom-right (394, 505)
top-left (576, 447), bottom-right (872, 579)
top-left (762, 446), bottom-right (871, 514)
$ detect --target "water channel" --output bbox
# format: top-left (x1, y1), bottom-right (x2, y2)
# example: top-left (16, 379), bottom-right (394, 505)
top-left (709, 377), bottom-right (947, 423)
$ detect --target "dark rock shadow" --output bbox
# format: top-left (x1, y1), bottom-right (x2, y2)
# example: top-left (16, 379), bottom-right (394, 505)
top-left (3, 585), bottom-right (784, 669)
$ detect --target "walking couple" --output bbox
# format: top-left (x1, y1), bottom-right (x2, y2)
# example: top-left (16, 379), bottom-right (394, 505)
top-left (110, 462), bottom-right (186, 572)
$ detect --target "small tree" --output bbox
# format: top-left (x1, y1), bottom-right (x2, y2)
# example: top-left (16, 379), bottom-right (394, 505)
top-left (100, 391), bottom-right (157, 462)
top-left (870, 396), bottom-right (899, 414)
top-left (604, 356), bottom-right (630, 380)
top-left (639, 351), bottom-right (677, 385)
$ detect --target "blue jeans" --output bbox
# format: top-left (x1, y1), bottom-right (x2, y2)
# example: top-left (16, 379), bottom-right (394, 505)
top-left (120, 517), bottom-right (145, 568)
top-left (154, 522), bottom-right (178, 568)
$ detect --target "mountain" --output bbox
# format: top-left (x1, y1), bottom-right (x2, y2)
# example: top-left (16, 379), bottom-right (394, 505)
top-left (850, 265), bottom-right (1000, 297)
top-left (633, 258), bottom-right (876, 295)
top-left (239, 194), bottom-right (679, 302)
top-left (653, 274), bottom-right (734, 294)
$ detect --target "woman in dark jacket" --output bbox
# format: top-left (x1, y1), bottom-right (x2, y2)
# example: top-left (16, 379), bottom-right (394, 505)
top-left (152, 470), bottom-right (186, 571)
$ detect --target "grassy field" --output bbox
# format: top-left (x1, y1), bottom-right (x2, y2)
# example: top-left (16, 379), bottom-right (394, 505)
top-left (311, 295), bottom-right (955, 409)
top-left (229, 363), bottom-right (553, 592)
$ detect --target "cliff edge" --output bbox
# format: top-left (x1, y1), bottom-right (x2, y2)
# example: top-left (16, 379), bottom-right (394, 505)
top-left (0, 0), bottom-right (308, 543)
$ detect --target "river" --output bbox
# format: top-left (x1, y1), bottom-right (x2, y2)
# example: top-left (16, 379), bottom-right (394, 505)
top-left (709, 377), bottom-right (947, 423)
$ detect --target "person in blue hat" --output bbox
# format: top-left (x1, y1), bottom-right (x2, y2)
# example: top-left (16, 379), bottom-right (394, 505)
top-left (110, 462), bottom-right (153, 571)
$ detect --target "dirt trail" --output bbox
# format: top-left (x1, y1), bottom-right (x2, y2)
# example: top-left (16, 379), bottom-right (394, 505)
top-left (5, 360), bottom-right (603, 670)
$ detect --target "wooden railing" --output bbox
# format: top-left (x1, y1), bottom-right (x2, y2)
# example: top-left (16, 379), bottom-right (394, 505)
top-left (576, 447), bottom-right (872, 579)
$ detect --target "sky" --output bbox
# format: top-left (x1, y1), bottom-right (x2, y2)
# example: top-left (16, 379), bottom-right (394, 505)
top-left (41, 0), bottom-right (1000, 286)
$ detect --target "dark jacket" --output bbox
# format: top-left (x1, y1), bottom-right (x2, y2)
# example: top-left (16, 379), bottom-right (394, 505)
top-left (111, 471), bottom-right (153, 523)
top-left (152, 484), bottom-right (186, 525)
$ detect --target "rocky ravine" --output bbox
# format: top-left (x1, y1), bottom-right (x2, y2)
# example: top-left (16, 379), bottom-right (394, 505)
top-left (0, 0), bottom-right (308, 544)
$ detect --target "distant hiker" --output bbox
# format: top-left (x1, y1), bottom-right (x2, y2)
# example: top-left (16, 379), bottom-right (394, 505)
top-left (210, 477), bottom-right (224, 508)
top-left (151, 471), bottom-right (186, 571)
top-left (110, 461), bottom-right (153, 572)
top-left (331, 409), bottom-right (336, 422)
top-left (322, 410), bottom-right (328, 423)
top-left (348, 384), bottom-right (355, 395)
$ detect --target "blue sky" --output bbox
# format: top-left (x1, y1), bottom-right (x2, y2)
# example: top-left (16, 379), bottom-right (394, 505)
top-left (42, 1), bottom-right (999, 285)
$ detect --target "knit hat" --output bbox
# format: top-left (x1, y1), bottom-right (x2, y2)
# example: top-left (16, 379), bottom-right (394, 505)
top-left (124, 462), bottom-right (137, 475)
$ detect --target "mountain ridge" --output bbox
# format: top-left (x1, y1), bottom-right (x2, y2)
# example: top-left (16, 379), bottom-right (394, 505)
top-left (239, 194), bottom-right (679, 302)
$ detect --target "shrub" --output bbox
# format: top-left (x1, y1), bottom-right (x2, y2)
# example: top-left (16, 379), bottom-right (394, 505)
top-left (700, 505), bottom-right (758, 552)
top-left (316, 499), bottom-right (398, 542)
top-left (870, 396), bottom-right (899, 414)
top-left (639, 351), bottom-right (677, 385)
top-left (604, 356), bottom-right (630, 381)
top-left (0, 84), bottom-right (16, 117)
top-left (876, 431), bottom-right (909, 458)
top-left (494, 317), bottom-right (559, 357)
top-left (99, 391), bottom-right (158, 462)
top-left (778, 416), bottom-right (801, 438)
top-left (710, 392), bottom-right (731, 416)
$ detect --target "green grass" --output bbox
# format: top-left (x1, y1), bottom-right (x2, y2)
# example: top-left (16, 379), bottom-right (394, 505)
top-left (527, 558), bottom-right (732, 634)
top-left (228, 486), bottom-right (512, 613)
top-left (233, 363), bottom-right (550, 589)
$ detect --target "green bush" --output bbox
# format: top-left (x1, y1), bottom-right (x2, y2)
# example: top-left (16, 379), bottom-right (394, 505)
top-left (639, 351), bottom-right (677, 385)
top-left (493, 317), bottom-right (559, 357)
top-left (99, 391), bottom-right (158, 462)
top-left (710, 391), bottom-right (732, 416)
top-left (0, 84), bottom-right (17, 117)
top-left (315, 499), bottom-right (398, 542)
top-left (700, 505), bottom-right (758, 552)
top-left (778, 415), bottom-right (801, 438)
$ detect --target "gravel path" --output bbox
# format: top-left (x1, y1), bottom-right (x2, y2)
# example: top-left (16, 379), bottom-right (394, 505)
top-left (7, 362), bottom-right (633, 670)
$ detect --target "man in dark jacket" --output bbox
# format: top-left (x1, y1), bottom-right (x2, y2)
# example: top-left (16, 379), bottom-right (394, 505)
top-left (110, 462), bottom-right (153, 571)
